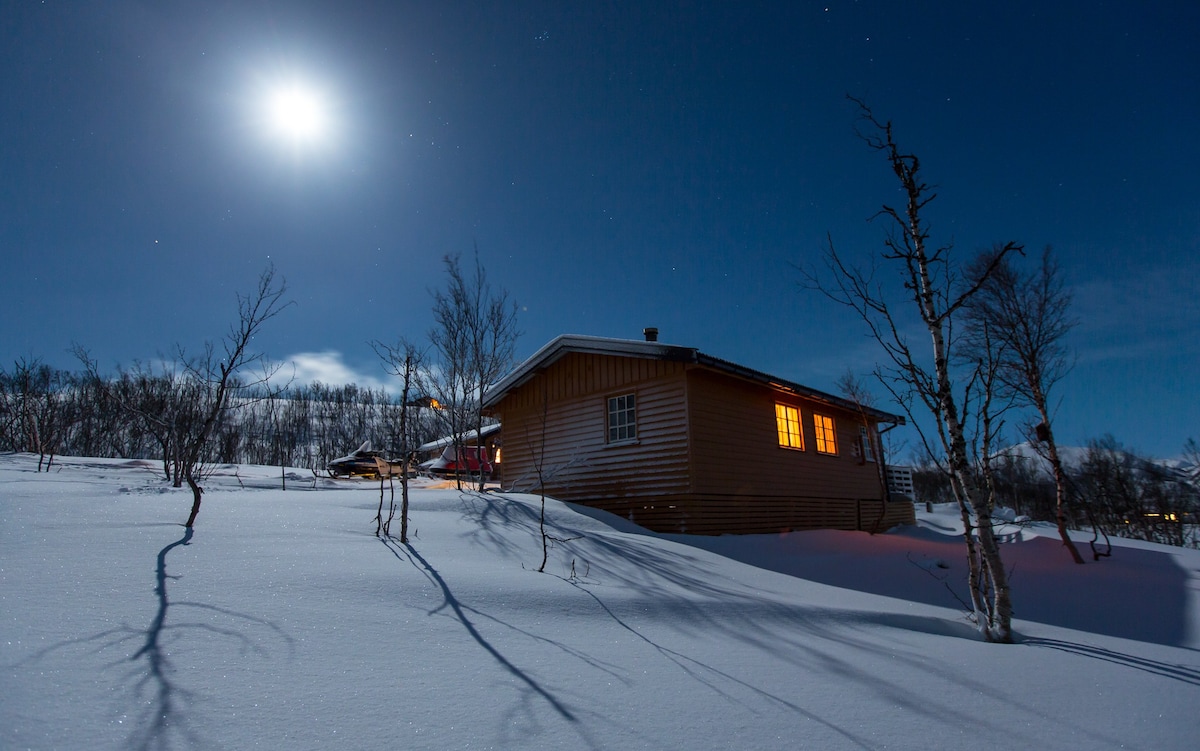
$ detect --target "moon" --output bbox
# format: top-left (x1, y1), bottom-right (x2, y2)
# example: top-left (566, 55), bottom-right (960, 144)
top-left (263, 82), bottom-right (331, 146)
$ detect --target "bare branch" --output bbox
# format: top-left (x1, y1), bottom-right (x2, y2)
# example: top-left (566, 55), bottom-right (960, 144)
top-left (807, 98), bottom-right (1017, 641)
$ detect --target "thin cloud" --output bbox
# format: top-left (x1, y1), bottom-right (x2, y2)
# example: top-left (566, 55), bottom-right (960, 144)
top-left (280, 351), bottom-right (392, 392)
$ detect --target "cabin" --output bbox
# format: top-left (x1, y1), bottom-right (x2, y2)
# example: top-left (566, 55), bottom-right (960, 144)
top-left (482, 332), bottom-right (914, 535)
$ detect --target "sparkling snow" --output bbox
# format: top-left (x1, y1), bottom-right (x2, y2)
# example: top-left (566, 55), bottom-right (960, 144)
top-left (2, 454), bottom-right (1197, 750)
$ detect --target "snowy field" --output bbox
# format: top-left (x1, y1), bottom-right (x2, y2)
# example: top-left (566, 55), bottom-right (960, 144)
top-left (2, 453), bottom-right (1198, 750)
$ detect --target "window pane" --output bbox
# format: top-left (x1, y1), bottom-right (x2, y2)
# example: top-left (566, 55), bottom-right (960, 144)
top-left (775, 403), bottom-right (802, 449)
top-left (860, 425), bottom-right (875, 461)
top-left (607, 393), bottom-right (637, 443)
top-left (814, 414), bottom-right (837, 454)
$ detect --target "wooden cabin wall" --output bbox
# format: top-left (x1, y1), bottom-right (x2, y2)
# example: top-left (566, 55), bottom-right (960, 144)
top-left (684, 368), bottom-right (884, 501)
top-left (495, 352), bottom-right (691, 502)
top-left (857, 499), bottom-right (917, 532)
top-left (590, 494), bottom-right (914, 535)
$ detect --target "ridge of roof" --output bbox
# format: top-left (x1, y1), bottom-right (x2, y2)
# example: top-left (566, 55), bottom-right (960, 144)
top-left (482, 334), bottom-right (904, 424)
top-left (482, 335), bottom-right (695, 404)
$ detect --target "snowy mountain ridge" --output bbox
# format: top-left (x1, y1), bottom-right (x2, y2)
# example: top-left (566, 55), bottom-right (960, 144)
top-left (995, 440), bottom-right (1197, 482)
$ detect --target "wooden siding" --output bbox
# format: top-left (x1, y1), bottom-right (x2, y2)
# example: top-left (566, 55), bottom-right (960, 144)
top-left (491, 350), bottom-right (914, 536)
top-left (494, 352), bottom-right (691, 502)
top-left (586, 494), bottom-right (915, 536)
top-left (858, 499), bottom-right (918, 532)
top-left (685, 368), bottom-right (884, 501)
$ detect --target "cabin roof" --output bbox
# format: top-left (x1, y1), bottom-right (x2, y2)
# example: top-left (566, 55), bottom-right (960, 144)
top-left (417, 422), bottom-right (502, 452)
top-left (482, 334), bottom-right (904, 424)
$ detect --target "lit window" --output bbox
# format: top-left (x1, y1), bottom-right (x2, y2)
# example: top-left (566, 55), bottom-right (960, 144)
top-left (859, 425), bottom-right (875, 462)
top-left (775, 403), bottom-right (803, 449)
top-left (607, 393), bottom-right (637, 443)
top-left (814, 414), bottom-right (837, 455)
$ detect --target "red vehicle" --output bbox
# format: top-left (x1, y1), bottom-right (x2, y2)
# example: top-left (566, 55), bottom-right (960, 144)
top-left (420, 445), bottom-right (493, 479)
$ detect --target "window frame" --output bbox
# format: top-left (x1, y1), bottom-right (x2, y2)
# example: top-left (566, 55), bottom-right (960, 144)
top-left (775, 403), bottom-right (804, 450)
top-left (606, 392), bottom-right (638, 444)
top-left (813, 413), bottom-right (838, 455)
top-left (859, 425), bottom-right (875, 462)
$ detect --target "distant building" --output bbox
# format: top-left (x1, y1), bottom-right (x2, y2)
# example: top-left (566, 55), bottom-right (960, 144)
top-left (886, 465), bottom-right (915, 501)
top-left (483, 333), bottom-right (914, 535)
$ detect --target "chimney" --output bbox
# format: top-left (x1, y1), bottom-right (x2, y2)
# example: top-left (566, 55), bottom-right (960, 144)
top-left (643, 327), bottom-right (659, 342)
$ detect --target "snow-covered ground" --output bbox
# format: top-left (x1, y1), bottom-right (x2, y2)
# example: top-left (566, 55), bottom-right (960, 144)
top-left (2, 453), bottom-right (1198, 750)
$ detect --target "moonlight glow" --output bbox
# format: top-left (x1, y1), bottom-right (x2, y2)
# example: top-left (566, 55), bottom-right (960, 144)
top-left (263, 83), bottom-right (331, 146)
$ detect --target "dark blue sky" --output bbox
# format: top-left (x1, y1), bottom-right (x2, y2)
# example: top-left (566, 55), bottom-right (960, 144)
top-left (2, 1), bottom-right (1197, 458)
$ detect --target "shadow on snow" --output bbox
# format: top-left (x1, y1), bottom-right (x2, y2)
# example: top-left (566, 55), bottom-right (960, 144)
top-left (408, 491), bottom-right (1135, 749)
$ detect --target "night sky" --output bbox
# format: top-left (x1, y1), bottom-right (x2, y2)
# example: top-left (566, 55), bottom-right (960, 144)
top-left (2, 1), bottom-right (1197, 459)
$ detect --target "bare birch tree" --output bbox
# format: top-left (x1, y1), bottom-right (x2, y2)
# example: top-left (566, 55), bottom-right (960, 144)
top-left (6, 358), bottom-right (73, 471)
top-left (72, 269), bottom-right (289, 526)
top-left (429, 249), bottom-right (519, 491)
top-left (175, 267), bottom-right (291, 527)
top-left (964, 247), bottom-right (1085, 563)
top-left (372, 337), bottom-right (424, 541)
top-left (806, 99), bottom-right (1020, 642)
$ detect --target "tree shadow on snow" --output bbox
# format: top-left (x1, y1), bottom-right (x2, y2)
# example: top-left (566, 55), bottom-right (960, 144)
top-left (420, 492), bottom-right (1198, 745)
top-left (453, 490), bottom-right (547, 560)
top-left (1019, 637), bottom-right (1200, 685)
top-left (119, 527), bottom-right (296, 751)
top-left (487, 498), bottom-right (1146, 748)
top-left (426, 494), bottom-right (1029, 744)
top-left (556, 571), bottom-right (885, 750)
top-left (379, 538), bottom-right (580, 721)
top-left (123, 527), bottom-right (200, 751)
top-left (18, 526), bottom-right (295, 751)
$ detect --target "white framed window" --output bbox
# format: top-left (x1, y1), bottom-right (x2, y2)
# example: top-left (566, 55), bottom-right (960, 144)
top-left (860, 425), bottom-right (875, 462)
top-left (607, 393), bottom-right (637, 443)
top-left (813, 413), bottom-right (838, 455)
top-left (775, 403), bottom-right (804, 450)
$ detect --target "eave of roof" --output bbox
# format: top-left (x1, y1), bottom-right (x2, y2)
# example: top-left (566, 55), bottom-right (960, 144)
top-left (483, 334), bottom-right (905, 425)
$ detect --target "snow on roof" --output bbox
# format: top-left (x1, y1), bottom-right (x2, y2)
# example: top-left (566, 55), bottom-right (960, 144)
top-left (418, 421), bottom-right (502, 452)
top-left (483, 334), bottom-right (904, 424)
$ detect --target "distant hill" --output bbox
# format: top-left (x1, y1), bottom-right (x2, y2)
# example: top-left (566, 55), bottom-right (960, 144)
top-left (995, 441), bottom-right (1197, 484)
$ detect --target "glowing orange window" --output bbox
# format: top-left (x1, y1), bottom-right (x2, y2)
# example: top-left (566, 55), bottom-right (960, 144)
top-left (813, 414), bottom-right (838, 455)
top-left (775, 403), bottom-right (803, 450)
